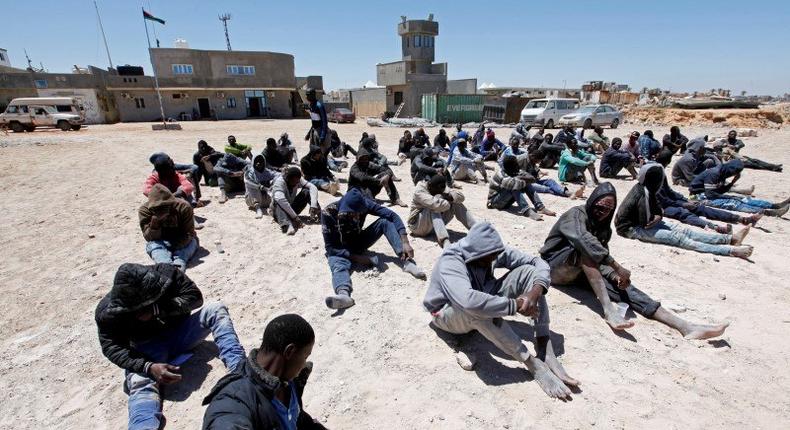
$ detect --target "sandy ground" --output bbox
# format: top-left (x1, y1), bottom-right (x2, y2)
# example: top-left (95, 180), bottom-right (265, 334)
top-left (0, 119), bottom-right (789, 430)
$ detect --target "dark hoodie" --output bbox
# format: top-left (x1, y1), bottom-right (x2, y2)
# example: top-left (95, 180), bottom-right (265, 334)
top-left (300, 146), bottom-right (334, 181)
top-left (688, 159), bottom-right (743, 199)
top-left (193, 141), bottom-right (223, 167)
top-left (138, 184), bottom-right (195, 249)
top-left (433, 131), bottom-right (450, 149)
top-left (615, 164), bottom-right (664, 236)
top-left (662, 129), bottom-right (689, 155)
top-left (263, 140), bottom-right (289, 170)
top-left (540, 183), bottom-right (616, 266)
top-left (94, 263), bottom-right (203, 373)
top-left (349, 147), bottom-right (388, 191)
top-left (671, 137), bottom-right (715, 184)
top-left (423, 222), bottom-right (550, 317)
top-left (411, 147), bottom-right (444, 184)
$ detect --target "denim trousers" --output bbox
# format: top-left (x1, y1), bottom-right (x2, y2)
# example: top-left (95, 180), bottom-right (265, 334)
top-left (703, 195), bottom-right (772, 213)
top-left (530, 178), bottom-right (567, 196)
top-left (126, 302), bottom-right (245, 430)
top-left (628, 221), bottom-right (733, 256)
top-left (145, 237), bottom-right (198, 271)
top-left (326, 218), bottom-right (403, 294)
top-left (431, 265), bottom-right (550, 363)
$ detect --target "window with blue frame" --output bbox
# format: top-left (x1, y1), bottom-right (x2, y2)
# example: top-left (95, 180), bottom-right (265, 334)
top-left (227, 65), bottom-right (256, 75)
top-left (34, 79), bottom-right (47, 89)
top-left (171, 64), bottom-right (193, 75)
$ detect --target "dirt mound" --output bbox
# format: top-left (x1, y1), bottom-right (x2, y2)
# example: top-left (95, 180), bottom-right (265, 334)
top-left (623, 104), bottom-right (789, 128)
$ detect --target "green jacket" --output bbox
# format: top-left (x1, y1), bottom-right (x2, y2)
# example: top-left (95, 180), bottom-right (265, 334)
top-left (224, 143), bottom-right (252, 157)
top-left (559, 148), bottom-right (595, 181)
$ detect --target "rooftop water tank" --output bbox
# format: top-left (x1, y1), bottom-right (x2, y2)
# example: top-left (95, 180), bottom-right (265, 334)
top-left (174, 38), bottom-right (189, 49)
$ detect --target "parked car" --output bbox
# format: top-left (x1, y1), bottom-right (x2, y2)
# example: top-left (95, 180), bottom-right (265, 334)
top-left (519, 98), bottom-right (579, 129)
top-left (558, 104), bottom-right (622, 129)
top-left (0, 97), bottom-right (85, 132)
top-left (328, 108), bottom-right (355, 124)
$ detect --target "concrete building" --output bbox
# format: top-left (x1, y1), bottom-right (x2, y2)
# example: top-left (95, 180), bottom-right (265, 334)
top-left (376, 15), bottom-right (447, 117)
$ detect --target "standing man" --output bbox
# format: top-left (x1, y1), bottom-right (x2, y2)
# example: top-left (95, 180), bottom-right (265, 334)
top-left (96, 263), bottom-right (245, 430)
top-left (305, 88), bottom-right (330, 153)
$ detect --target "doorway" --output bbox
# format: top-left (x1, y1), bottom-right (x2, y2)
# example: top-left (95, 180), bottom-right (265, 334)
top-left (197, 98), bottom-right (211, 119)
top-left (245, 90), bottom-right (267, 118)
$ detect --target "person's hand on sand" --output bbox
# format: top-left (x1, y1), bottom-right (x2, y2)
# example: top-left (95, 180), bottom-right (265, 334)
top-left (149, 363), bottom-right (182, 384)
top-left (615, 266), bottom-right (631, 289)
top-left (401, 241), bottom-right (415, 261)
top-left (292, 218), bottom-right (304, 229)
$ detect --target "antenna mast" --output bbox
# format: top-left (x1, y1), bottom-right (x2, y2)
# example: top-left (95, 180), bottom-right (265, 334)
top-left (94, 0), bottom-right (114, 69)
top-left (219, 13), bottom-right (232, 51)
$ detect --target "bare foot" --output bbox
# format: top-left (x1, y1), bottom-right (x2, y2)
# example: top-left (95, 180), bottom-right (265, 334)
top-left (455, 350), bottom-right (476, 371)
top-left (526, 358), bottom-right (572, 399)
top-left (730, 225), bottom-right (750, 246)
top-left (538, 208), bottom-right (557, 217)
top-left (742, 213), bottom-right (762, 226)
top-left (714, 224), bottom-right (732, 234)
top-left (571, 185), bottom-right (586, 200)
top-left (730, 245), bottom-right (753, 259)
top-left (683, 321), bottom-right (730, 340)
top-left (543, 354), bottom-right (580, 387)
top-left (604, 305), bottom-right (635, 330)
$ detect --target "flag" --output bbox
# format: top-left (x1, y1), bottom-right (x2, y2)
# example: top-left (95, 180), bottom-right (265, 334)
top-left (143, 10), bottom-right (165, 25)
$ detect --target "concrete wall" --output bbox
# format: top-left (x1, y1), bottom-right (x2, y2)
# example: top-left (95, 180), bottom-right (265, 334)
top-left (350, 87), bottom-right (386, 117)
top-left (377, 61), bottom-right (407, 86)
top-left (447, 79), bottom-right (477, 94)
top-left (296, 76), bottom-right (323, 90)
top-left (398, 20), bottom-right (438, 63)
top-left (37, 88), bottom-right (104, 124)
top-left (0, 73), bottom-right (36, 110)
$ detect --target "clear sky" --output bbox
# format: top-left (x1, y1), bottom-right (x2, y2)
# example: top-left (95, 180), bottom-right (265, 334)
top-left (3, 0), bottom-right (789, 95)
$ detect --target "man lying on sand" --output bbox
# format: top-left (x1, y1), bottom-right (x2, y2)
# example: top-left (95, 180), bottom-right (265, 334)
top-left (424, 222), bottom-right (578, 399)
top-left (540, 183), bottom-right (730, 339)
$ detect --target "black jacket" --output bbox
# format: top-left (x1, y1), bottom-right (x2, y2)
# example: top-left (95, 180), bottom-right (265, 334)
top-left (411, 148), bottom-right (445, 184)
top-left (615, 183), bottom-right (663, 237)
top-left (95, 263), bottom-right (203, 374)
top-left (202, 350), bottom-right (327, 430)
top-left (688, 159), bottom-right (743, 199)
top-left (433, 133), bottom-right (450, 149)
top-left (300, 147), bottom-right (334, 181)
top-left (599, 148), bottom-right (634, 177)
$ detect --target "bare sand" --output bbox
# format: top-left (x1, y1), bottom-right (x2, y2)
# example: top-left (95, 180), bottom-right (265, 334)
top-left (0, 120), bottom-right (788, 429)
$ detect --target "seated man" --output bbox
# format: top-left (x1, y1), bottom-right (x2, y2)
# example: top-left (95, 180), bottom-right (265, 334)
top-left (96, 263), bottom-right (245, 430)
top-left (616, 164), bottom-right (753, 258)
top-left (321, 187), bottom-right (426, 309)
top-left (263, 138), bottom-right (291, 171)
top-left (487, 155), bottom-right (546, 220)
top-left (277, 132), bottom-right (298, 163)
top-left (413, 127), bottom-right (431, 148)
top-left (554, 126), bottom-right (576, 147)
top-left (214, 153), bottom-right (249, 203)
top-left (713, 130), bottom-right (783, 172)
top-left (349, 148), bottom-right (406, 207)
top-left (537, 133), bottom-right (563, 168)
top-left (301, 146), bottom-right (340, 195)
top-left (512, 122), bottom-right (531, 142)
top-left (396, 130), bottom-right (418, 165)
top-left (599, 137), bottom-right (638, 180)
top-left (471, 124), bottom-right (486, 148)
top-left (144, 153), bottom-right (197, 205)
top-left (244, 155), bottom-right (279, 219)
top-left (473, 129), bottom-right (505, 161)
top-left (527, 127), bottom-right (545, 152)
top-left (638, 130), bottom-right (661, 161)
top-left (689, 159), bottom-right (789, 216)
top-left (662, 126), bottom-right (689, 155)
top-left (193, 140), bottom-right (224, 188)
top-left (224, 135), bottom-right (252, 160)
top-left (624, 131), bottom-right (642, 163)
top-left (541, 182), bottom-right (731, 339)
top-left (559, 138), bottom-right (599, 185)
top-left (411, 147), bottom-right (450, 186)
top-left (655, 153), bottom-right (760, 231)
top-left (270, 167), bottom-right (320, 235)
top-left (408, 175), bottom-right (476, 248)
top-left (357, 134), bottom-right (390, 168)
top-left (433, 128), bottom-right (450, 151)
top-left (450, 137), bottom-right (488, 184)
top-left (139, 184), bottom-right (199, 271)
top-left (202, 314), bottom-right (327, 430)
top-left (587, 126), bottom-right (610, 153)
top-left (498, 135), bottom-right (526, 170)
top-left (424, 222), bottom-right (577, 399)
top-left (671, 137), bottom-right (719, 186)
top-left (329, 129), bottom-right (356, 159)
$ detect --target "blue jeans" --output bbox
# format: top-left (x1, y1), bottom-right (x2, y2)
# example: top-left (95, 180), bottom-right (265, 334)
top-left (627, 220), bottom-right (733, 256)
top-left (703, 195), bottom-right (772, 213)
top-left (309, 178), bottom-right (331, 190)
top-left (145, 237), bottom-right (198, 271)
top-left (327, 158), bottom-right (347, 172)
top-left (530, 178), bottom-right (567, 196)
top-left (126, 302), bottom-right (245, 430)
top-left (327, 218), bottom-right (403, 294)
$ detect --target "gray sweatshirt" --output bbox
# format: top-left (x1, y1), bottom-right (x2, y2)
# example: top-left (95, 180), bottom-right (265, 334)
top-left (422, 222), bottom-right (550, 318)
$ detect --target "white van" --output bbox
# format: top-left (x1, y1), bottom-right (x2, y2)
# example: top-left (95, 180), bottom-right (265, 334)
top-left (0, 97), bottom-right (85, 132)
top-left (519, 98), bottom-right (580, 129)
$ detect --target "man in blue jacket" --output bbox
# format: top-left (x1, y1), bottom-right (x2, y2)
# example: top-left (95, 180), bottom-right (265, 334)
top-left (305, 88), bottom-right (330, 152)
top-left (321, 188), bottom-right (426, 309)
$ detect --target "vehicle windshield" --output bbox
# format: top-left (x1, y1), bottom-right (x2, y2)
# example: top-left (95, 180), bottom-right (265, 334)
top-left (525, 100), bottom-right (547, 109)
top-left (577, 106), bottom-right (597, 113)
top-left (336, 109), bottom-right (352, 114)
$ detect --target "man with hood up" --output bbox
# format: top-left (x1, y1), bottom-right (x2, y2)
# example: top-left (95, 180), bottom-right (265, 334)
top-left (321, 187), bottom-right (425, 310)
top-left (139, 184), bottom-right (199, 271)
top-left (671, 137), bottom-right (720, 186)
top-left (244, 155), bottom-right (280, 219)
top-left (433, 128), bottom-right (451, 150)
top-left (95, 263), bottom-right (245, 430)
top-left (488, 155), bottom-right (550, 221)
top-left (357, 134), bottom-right (389, 167)
top-left (541, 183), bottom-right (731, 339)
top-left (662, 126), bottom-right (689, 155)
top-left (449, 137), bottom-right (488, 184)
top-left (143, 152), bottom-right (197, 205)
top-left (616, 164), bottom-right (754, 258)
top-left (599, 137), bottom-right (638, 180)
top-left (349, 147), bottom-right (407, 207)
top-left (424, 222), bottom-right (577, 399)
top-left (411, 146), bottom-right (451, 186)
top-left (224, 135), bottom-right (253, 160)
top-left (688, 159), bottom-right (790, 216)
top-left (408, 175), bottom-right (476, 248)
top-left (712, 130), bottom-right (783, 172)
top-left (270, 167), bottom-right (320, 236)
top-left (301, 145), bottom-right (340, 196)
top-left (193, 140), bottom-right (224, 188)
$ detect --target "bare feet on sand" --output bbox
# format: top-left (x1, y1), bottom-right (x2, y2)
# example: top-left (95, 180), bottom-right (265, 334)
top-left (543, 354), bottom-right (579, 387)
top-left (730, 225), bottom-right (750, 246)
top-left (682, 321), bottom-right (730, 340)
top-left (571, 185), bottom-right (586, 200)
top-left (526, 358), bottom-right (572, 399)
top-left (730, 245), bottom-right (753, 259)
top-left (604, 305), bottom-right (635, 330)
top-left (742, 213), bottom-right (762, 226)
top-left (538, 208), bottom-right (557, 217)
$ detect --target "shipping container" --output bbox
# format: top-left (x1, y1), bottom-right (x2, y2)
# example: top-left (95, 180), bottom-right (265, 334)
top-left (421, 94), bottom-right (485, 123)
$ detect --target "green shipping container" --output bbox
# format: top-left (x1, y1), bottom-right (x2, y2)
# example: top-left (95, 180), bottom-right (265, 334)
top-left (421, 94), bottom-right (485, 123)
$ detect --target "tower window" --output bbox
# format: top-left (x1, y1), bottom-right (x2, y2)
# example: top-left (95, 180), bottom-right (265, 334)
top-left (414, 35), bottom-right (421, 47)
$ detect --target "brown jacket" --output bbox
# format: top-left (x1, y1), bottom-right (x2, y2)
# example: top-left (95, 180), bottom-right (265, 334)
top-left (138, 184), bottom-right (195, 249)
top-left (408, 181), bottom-right (464, 227)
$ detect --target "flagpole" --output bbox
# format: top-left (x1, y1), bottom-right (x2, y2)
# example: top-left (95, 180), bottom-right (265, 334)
top-left (94, 0), bottom-right (114, 69)
top-left (143, 7), bottom-right (166, 127)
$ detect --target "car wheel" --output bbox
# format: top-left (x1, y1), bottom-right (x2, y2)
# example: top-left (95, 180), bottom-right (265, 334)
top-left (71, 124), bottom-right (82, 131)
top-left (610, 118), bottom-right (619, 129)
top-left (583, 118), bottom-right (593, 129)
top-left (58, 120), bottom-right (71, 131)
top-left (24, 125), bottom-right (36, 132)
top-left (10, 122), bottom-right (25, 132)
top-left (545, 119), bottom-right (554, 129)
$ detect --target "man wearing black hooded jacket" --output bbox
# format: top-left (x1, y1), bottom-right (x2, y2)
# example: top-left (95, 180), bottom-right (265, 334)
top-left (95, 263), bottom-right (245, 430)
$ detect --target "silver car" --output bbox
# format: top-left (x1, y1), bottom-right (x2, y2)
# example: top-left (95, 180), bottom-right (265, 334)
top-left (558, 104), bottom-right (622, 129)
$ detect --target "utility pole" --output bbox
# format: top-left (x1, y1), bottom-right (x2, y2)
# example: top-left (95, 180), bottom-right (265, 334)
top-left (94, 0), bottom-right (114, 69)
top-left (219, 13), bottom-right (232, 51)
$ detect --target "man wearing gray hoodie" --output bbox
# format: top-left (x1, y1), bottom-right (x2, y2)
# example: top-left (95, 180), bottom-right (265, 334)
top-left (423, 222), bottom-right (577, 399)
